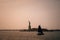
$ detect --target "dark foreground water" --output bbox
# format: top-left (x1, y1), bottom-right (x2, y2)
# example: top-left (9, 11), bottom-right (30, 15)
top-left (0, 31), bottom-right (60, 40)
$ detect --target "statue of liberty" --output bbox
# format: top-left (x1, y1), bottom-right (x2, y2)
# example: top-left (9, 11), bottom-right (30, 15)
top-left (28, 21), bottom-right (31, 31)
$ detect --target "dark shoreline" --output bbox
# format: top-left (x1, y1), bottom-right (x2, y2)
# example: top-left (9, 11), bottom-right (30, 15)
top-left (0, 29), bottom-right (60, 32)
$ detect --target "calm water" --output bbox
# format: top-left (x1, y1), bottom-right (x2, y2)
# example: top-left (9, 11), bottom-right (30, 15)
top-left (0, 31), bottom-right (60, 40)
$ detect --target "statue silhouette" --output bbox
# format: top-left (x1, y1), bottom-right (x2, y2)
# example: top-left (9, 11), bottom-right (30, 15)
top-left (28, 21), bottom-right (31, 31)
top-left (37, 25), bottom-right (44, 35)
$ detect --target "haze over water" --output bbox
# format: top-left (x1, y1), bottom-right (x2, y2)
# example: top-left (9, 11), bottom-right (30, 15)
top-left (0, 31), bottom-right (60, 40)
top-left (0, 0), bottom-right (60, 30)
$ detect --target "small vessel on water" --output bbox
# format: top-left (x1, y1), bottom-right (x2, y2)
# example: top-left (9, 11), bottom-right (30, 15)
top-left (37, 25), bottom-right (44, 35)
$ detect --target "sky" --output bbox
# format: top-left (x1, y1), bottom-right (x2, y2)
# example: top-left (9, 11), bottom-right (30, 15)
top-left (0, 0), bottom-right (60, 30)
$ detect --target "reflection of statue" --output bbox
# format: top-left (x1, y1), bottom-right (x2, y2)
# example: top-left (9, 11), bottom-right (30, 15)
top-left (28, 21), bottom-right (31, 31)
top-left (37, 25), bottom-right (44, 35)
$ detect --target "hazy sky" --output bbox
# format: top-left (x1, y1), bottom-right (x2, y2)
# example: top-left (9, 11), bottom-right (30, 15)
top-left (0, 0), bottom-right (60, 30)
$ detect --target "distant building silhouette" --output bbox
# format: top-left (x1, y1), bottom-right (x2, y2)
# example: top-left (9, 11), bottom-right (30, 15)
top-left (28, 21), bottom-right (31, 31)
top-left (37, 25), bottom-right (44, 35)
